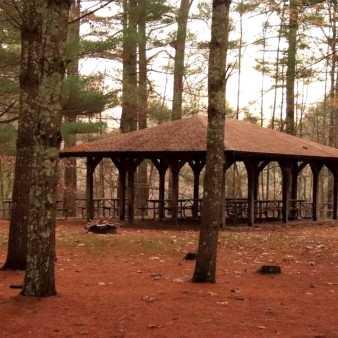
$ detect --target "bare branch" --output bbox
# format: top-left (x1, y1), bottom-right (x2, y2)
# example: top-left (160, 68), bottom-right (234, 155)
top-left (0, 101), bottom-right (17, 118)
top-left (68, 0), bottom-right (115, 24)
top-left (0, 115), bottom-right (19, 124)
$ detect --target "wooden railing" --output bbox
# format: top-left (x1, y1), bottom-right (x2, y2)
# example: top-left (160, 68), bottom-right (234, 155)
top-left (1, 197), bottom-right (335, 221)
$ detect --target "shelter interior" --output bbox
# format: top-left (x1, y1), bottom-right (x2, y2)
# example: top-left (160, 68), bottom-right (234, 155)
top-left (59, 115), bottom-right (338, 226)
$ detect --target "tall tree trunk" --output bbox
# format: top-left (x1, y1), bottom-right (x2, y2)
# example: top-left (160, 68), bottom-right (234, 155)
top-left (1, 4), bottom-right (35, 271)
top-left (168, 0), bottom-right (193, 203)
top-left (192, 0), bottom-right (230, 284)
top-left (235, 0), bottom-right (243, 120)
top-left (271, 4), bottom-right (286, 130)
top-left (172, 0), bottom-right (193, 121)
top-left (63, 0), bottom-right (81, 217)
top-left (136, 0), bottom-right (149, 212)
top-left (19, 0), bottom-right (70, 297)
top-left (327, 5), bottom-right (338, 208)
top-left (285, 0), bottom-right (298, 135)
top-left (121, 0), bottom-right (138, 133)
top-left (260, 19), bottom-right (267, 127)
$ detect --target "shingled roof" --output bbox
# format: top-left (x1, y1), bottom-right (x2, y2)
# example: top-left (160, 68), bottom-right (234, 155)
top-left (59, 115), bottom-right (338, 162)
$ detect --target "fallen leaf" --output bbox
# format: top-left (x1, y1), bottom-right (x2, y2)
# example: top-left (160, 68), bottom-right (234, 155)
top-left (207, 291), bottom-right (218, 296)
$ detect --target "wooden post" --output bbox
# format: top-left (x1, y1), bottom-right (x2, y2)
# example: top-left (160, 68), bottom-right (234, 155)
top-left (171, 167), bottom-right (179, 223)
top-left (247, 169), bottom-right (255, 226)
top-left (244, 160), bottom-right (268, 226)
top-left (86, 157), bottom-right (101, 220)
top-left (112, 157), bottom-right (142, 224)
top-left (220, 163), bottom-right (226, 228)
top-left (188, 158), bottom-right (206, 218)
top-left (119, 169), bottom-right (126, 220)
top-left (279, 161), bottom-right (292, 224)
top-left (244, 160), bottom-right (260, 226)
top-left (86, 161), bottom-right (94, 220)
top-left (164, 156), bottom-right (188, 223)
top-left (311, 162), bottom-right (323, 222)
top-left (334, 173), bottom-right (338, 220)
top-left (326, 163), bottom-right (338, 221)
top-left (127, 168), bottom-right (135, 224)
top-left (152, 159), bottom-right (168, 220)
top-left (291, 161), bottom-right (298, 200)
top-left (282, 166), bottom-right (291, 223)
top-left (291, 161), bottom-right (298, 220)
top-left (111, 158), bottom-right (126, 221)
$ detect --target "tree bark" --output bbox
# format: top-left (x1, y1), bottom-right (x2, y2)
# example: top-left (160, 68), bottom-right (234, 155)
top-left (136, 0), bottom-right (149, 212)
top-left (121, 0), bottom-right (138, 133)
top-left (19, 0), bottom-right (70, 297)
top-left (285, 0), bottom-right (298, 136)
top-left (172, 0), bottom-right (193, 121)
top-left (192, 0), bottom-right (230, 284)
top-left (63, 0), bottom-right (81, 217)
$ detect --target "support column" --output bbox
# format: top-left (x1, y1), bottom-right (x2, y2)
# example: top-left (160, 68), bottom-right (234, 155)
top-left (152, 159), bottom-right (168, 220)
top-left (247, 167), bottom-right (255, 227)
top-left (163, 156), bottom-right (188, 223)
top-left (290, 161), bottom-right (307, 220)
top-left (326, 163), bottom-right (338, 220)
top-left (281, 163), bottom-right (292, 224)
top-left (244, 160), bottom-right (268, 226)
top-left (111, 158), bottom-right (126, 220)
top-left (244, 160), bottom-right (259, 226)
top-left (118, 169), bottom-right (126, 220)
top-left (188, 158), bottom-right (206, 218)
top-left (112, 157), bottom-right (143, 225)
top-left (220, 163), bottom-right (227, 228)
top-left (127, 168), bottom-right (135, 224)
top-left (334, 173), bottom-right (338, 220)
top-left (86, 156), bottom-right (101, 220)
top-left (222, 158), bottom-right (235, 226)
top-left (171, 167), bottom-right (179, 222)
top-left (310, 162), bottom-right (323, 222)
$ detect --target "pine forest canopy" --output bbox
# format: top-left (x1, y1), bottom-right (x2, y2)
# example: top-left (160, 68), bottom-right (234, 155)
top-left (1, 0), bottom-right (338, 146)
top-left (76, 0), bottom-right (338, 129)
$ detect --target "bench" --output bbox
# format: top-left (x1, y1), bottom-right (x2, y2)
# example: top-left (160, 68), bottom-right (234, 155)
top-left (56, 208), bottom-right (72, 220)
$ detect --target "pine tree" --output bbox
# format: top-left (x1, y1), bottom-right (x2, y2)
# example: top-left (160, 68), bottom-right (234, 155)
top-left (18, 0), bottom-right (71, 296)
top-left (192, 0), bottom-right (231, 284)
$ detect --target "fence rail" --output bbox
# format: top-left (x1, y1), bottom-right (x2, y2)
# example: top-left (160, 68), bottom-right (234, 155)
top-left (0, 198), bottom-right (334, 221)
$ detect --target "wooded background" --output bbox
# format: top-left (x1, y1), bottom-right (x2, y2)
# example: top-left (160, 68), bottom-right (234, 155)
top-left (1, 0), bottom-right (337, 218)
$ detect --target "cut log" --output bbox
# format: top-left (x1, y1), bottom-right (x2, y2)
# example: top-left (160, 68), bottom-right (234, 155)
top-left (85, 217), bottom-right (119, 234)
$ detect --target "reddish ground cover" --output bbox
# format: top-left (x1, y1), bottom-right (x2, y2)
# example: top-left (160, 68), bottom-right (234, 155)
top-left (1, 218), bottom-right (338, 338)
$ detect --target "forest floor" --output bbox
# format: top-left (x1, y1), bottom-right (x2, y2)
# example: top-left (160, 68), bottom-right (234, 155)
top-left (0, 218), bottom-right (338, 338)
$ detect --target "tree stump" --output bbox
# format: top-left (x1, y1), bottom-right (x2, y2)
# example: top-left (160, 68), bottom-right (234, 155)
top-left (257, 265), bottom-right (281, 274)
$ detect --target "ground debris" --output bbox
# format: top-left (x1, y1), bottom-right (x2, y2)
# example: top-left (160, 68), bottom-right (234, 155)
top-left (141, 295), bottom-right (155, 303)
top-left (183, 252), bottom-right (197, 260)
top-left (257, 265), bottom-right (281, 274)
top-left (85, 218), bottom-right (119, 234)
top-left (9, 283), bottom-right (23, 289)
